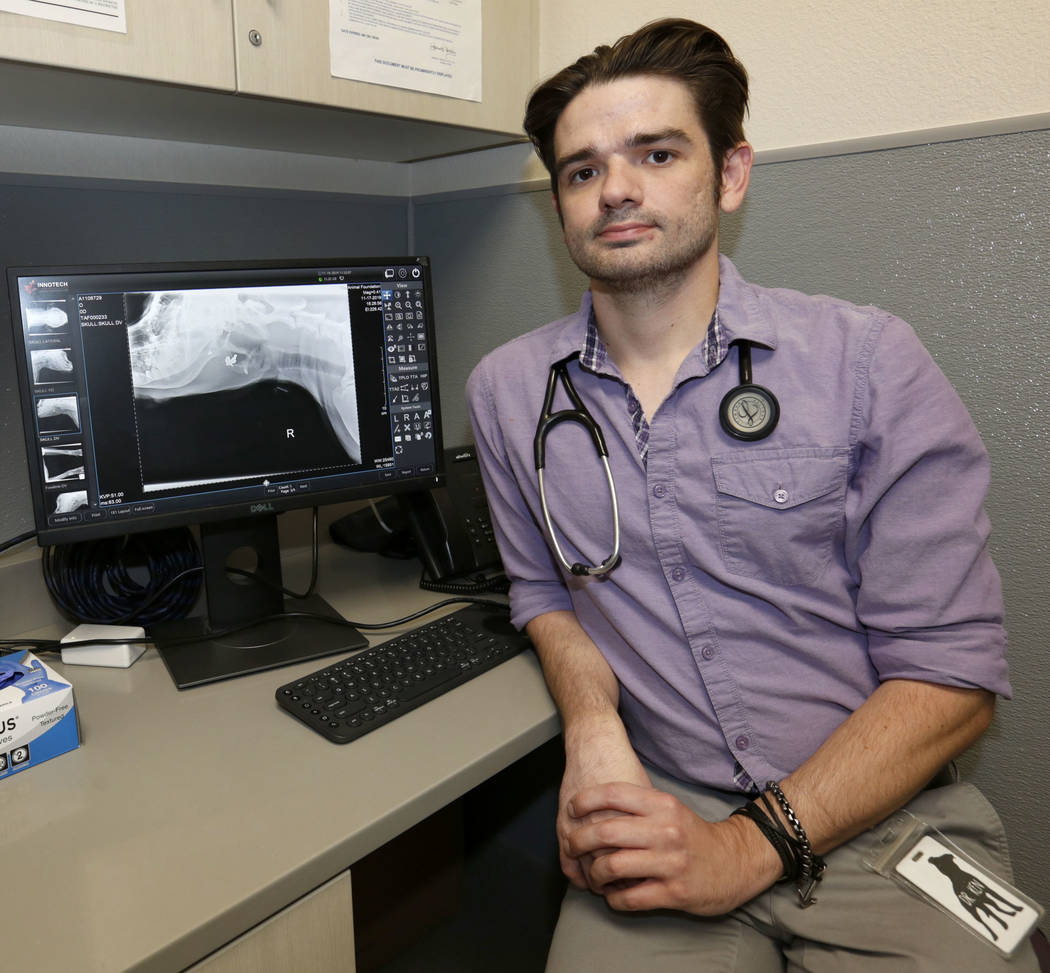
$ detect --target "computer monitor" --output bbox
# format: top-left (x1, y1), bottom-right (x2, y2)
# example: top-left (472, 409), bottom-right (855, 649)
top-left (7, 257), bottom-right (444, 687)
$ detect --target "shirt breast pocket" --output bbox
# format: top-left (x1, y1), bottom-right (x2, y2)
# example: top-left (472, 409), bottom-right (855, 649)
top-left (711, 448), bottom-right (849, 586)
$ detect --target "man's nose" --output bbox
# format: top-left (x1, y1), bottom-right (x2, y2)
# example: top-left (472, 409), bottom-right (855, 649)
top-left (599, 157), bottom-right (642, 210)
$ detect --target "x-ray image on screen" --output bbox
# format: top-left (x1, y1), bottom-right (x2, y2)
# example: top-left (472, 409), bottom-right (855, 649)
top-left (27, 302), bottom-right (69, 333)
top-left (31, 348), bottom-right (74, 384)
top-left (127, 284), bottom-right (362, 492)
top-left (42, 443), bottom-right (85, 483)
top-left (37, 395), bottom-right (81, 434)
top-left (49, 489), bottom-right (88, 515)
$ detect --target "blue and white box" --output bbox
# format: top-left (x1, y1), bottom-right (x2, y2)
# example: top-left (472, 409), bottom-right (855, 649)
top-left (0, 651), bottom-right (79, 780)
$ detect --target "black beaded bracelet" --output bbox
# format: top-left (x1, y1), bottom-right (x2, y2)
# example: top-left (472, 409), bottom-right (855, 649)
top-left (765, 781), bottom-right (826, 908)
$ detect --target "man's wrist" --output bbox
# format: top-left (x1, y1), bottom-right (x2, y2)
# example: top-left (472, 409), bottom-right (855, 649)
top-left (723, 807), bottom-right (785, 890)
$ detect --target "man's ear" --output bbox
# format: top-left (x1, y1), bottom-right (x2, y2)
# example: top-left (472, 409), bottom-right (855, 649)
top-left (720, 142), bottom-right (753, 214)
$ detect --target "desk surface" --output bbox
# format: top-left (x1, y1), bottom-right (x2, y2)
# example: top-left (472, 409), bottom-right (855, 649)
top-left (0, 547), bottom-right (558, 973)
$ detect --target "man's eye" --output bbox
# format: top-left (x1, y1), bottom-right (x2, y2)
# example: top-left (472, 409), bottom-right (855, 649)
top-left (647, 150), bottom-right (673, 164)
top-left (569, 167), bottom-right (597, 184)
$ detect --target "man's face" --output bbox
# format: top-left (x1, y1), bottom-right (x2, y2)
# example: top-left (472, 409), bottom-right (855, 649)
top-left (552, 75), bottom-right (725, 291)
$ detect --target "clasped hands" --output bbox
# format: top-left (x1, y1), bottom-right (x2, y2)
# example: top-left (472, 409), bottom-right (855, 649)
top-left (558, 780), bottom-right (780, 916)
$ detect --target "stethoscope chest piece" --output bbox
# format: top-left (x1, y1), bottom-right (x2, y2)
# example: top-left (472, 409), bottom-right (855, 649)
top-left (720, 384), bottom-right (779, 440)
top-left (719, 340), bottom-right (780, 442)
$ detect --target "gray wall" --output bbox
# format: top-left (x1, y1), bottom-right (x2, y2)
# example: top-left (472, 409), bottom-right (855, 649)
top-left (0, 177), bottom-right (408, 539)
top-left (415, 128), bottom-right (1050, 914)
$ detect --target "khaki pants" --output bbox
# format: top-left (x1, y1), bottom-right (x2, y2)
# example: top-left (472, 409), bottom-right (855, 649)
top-left (546, 766), bottom-right (1040, 972)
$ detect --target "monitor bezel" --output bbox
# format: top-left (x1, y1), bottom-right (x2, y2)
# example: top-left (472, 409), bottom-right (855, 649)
top-left (7, 255), bottom-right (445, 547)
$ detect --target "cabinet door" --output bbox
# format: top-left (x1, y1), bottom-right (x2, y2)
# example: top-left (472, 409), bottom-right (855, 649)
top-left (187, 871), bottom-right (355, 973)
top-left (0, 0), bottom-right (236, 90)
top-left (233, 0), bottom-right (536, 136)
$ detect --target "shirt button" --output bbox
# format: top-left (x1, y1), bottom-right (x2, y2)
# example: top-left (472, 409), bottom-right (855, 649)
top-left (701, 646), bottom-right (716, 661)
top-left (671, 566), bottom-right (685, 582)
top-left (774, 489), bottom-right (788, 504)
top-left (653, 484), bottom-right (667, 499)
top-left (735, 735), bottom-right (750, 750)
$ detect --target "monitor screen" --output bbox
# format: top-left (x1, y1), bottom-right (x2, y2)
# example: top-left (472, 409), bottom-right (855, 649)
top-left (8, 257), bottom-right (441, 542)
top-left (7, 257), bottom-right (444, 686)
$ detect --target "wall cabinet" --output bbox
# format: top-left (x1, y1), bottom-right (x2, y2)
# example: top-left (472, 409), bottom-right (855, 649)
top-left (0, 0), bottom-right (236, 90)
top-left (233, 0), bottom-right (535, 136)
top-left (0, 0), bottom-right (536, 152)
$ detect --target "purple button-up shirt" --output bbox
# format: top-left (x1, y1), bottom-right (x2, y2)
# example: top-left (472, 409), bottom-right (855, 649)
top-left (466, 255), bottom-right (1009, 792)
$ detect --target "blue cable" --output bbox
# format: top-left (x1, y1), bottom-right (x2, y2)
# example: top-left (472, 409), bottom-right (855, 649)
top-left (41, 529), bottom-right (203, 625)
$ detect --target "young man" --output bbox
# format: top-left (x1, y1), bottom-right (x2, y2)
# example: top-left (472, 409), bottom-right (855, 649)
top-left (467, 19), bottom-right (1037, 971)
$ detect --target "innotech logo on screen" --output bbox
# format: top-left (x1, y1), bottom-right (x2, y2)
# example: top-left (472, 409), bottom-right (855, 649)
top-left (23, 280), bottom-right (70, 296)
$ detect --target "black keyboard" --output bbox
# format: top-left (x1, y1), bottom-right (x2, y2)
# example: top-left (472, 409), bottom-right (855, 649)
top-left (275, 604), bottom-right (531, 743)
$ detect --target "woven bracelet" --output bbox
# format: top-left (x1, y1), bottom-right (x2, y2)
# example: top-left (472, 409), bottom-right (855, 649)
top-left (753, 789), bottom-right (801, 877)
top-left (765, 781), bottom-right (826, 908)
top-left (730, 802), bottom-right (798, 882)
top-left (757, 789), bottom-right (788, 836)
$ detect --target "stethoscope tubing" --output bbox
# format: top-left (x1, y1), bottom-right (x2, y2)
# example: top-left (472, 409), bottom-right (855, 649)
top-left (538, 458), bottom-right (621, 576)
top-left (535, 355), bottom-right (622, 576)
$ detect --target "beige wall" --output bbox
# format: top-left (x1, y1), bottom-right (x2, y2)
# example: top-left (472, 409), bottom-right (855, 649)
top-left (414, 1), bottom-right (1050, 195)
top-left (539, 0), bottom-right (1050, 153)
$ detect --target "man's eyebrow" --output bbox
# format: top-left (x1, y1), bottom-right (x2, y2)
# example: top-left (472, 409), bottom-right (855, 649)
top-left (553, 146), bottom-right (598, 178)
top-left (625, 127), bottom-right (693, 149)
top-left (554, 128), bottom-right (695, 177)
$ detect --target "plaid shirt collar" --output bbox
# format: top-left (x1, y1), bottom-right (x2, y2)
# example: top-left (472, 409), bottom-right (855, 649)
top-left (579, 305), bottom-right (728, 466)
top-left (579, 305), bottom-right (727, 375)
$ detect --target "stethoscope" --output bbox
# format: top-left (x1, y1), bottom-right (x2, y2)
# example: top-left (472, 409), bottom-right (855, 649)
top-left (534, 340), bottom-right (779, 577)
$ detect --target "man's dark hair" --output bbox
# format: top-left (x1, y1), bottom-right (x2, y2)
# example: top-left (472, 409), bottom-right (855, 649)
top-left (523, 19), bottom-right (749, 197)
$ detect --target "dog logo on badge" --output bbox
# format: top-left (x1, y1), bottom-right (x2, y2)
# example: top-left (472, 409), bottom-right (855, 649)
top-left (927, 853), bottom-right (1024, 942)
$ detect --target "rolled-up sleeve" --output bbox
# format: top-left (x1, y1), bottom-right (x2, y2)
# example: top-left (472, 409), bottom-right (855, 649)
top-left (846, 313), bottom-right (1010, 697)
top-left (466, 356), bottom-right (572, 631)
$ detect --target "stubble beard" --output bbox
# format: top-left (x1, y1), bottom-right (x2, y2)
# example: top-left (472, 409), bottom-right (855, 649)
top-left (564, 204), bottom-right (718, 296)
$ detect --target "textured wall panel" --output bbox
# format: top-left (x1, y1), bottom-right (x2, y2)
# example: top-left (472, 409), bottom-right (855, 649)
top-left (415, 127), bottom-right (1050, 912)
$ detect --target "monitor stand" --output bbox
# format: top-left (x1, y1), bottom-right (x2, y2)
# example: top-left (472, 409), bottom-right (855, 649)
top-left (152, 514), bottom-right (368, 689)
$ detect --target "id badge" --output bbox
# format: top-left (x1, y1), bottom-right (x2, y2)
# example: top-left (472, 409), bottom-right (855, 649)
top-left (864, 811), bottom-right (1043, 957)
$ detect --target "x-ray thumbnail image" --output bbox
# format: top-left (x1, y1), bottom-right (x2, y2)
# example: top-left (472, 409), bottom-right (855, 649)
top-left (42, 443), bottom-right (85, 483)
top-left (31, 348), bottom-right (75, 385)
top-left (48, 489), bottom-right (88, 516)
top-left (26, 302), bottom-right (69, 333)
top-left (36, 395), bottom-right (81, 434)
